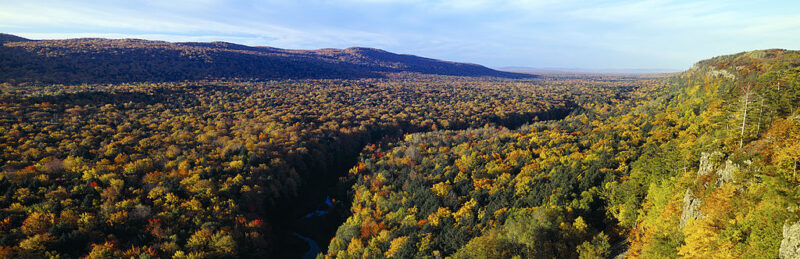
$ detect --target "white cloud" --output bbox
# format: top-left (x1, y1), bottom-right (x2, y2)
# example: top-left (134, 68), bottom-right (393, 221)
top-left (0, 0), bottom-right (399, 49)
top-left (1, 0), bottom-right (799, 69)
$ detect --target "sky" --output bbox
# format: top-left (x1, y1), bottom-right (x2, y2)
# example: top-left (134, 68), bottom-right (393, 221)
top-left (1, 0), bottom-right (799, 71)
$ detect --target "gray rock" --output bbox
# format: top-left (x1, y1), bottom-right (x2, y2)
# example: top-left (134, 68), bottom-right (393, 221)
top-left (698, 151), bottom-right (737, 186)
top-left (781, 221), bottom-right (800, 259)
top-left (698, 151), bottom-right (723, 176)
top-left (682, 152), bottom-right (738, 230)
top-left (715, 160), bottom-right (738, 185)
top-left (707, 68), bottom-right (736, 80)
top-left (680, 188), bottom-right (704, 228)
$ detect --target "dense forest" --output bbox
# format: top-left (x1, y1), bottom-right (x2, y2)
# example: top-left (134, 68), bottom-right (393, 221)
top-left (0, 35), bottom-right (799, 258)
top-left (0, 74), bottom-right (628, 257)
top-left (325, 49), bottom-right (800, 258)
top-left (0, 33), bottom-right (529, 84)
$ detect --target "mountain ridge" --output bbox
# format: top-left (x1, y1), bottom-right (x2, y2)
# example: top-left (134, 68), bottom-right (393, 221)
top-left (0, 33), bottom-right (531, 84)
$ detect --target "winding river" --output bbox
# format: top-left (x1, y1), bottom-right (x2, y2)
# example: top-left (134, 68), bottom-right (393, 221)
top-left (294, 195), bottom-right (336, 258)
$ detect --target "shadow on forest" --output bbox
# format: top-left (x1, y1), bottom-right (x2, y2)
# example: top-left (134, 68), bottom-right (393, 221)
top-left (274, 106), bottom-right (577, 258)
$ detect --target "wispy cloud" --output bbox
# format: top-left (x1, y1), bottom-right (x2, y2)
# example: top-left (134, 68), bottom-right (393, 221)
top-left (1, 0), bottom-right (798, 69)
top-left (0, 0), bottom-right (398, 49)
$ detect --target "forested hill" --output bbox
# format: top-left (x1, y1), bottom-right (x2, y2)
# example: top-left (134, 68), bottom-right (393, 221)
top-left (0, 34), bottom-right (31, 44)
top-left (0, 33), bottom-right (529, 84)
top-left (325, 49), bottom-right (800, 258)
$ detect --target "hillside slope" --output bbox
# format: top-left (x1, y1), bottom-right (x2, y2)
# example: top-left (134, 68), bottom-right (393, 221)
top-left (0, 34), bottom-right (529, 84)
top-left (325, 49), bottom-right (800, 258)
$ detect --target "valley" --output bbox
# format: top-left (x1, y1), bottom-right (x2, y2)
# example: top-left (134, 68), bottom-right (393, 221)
top-left (0, 71), bottom-right (621, 257)
top-left (0, 34), bottom-right (799, 258)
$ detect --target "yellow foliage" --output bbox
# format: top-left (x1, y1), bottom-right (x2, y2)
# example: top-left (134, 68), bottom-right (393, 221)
top-left (678, 184), bottom-right (738, 258)
top-left (106, 211), bottom-right (128, 226)
top-left (454, 198), bottom-right (477, 224)
top-left (678, 218), bottom-right (735, 259)
top-left (18, 233), bottom-right (54, 253)
top-left (427, 207), bottom-right (452, 227)
top-left (431, 181), bottom-right (452, 197)
top-left (384, 236), bottom-right (409, 258)
top-left (21, 211), bottom-right (55, 235)
top-left (574, 216), bottom-right (587, 233)
top-left (86, 242), bottom-right (118, 258)
top-left (346, 237), bottom-right (364, 257)
top-left (187, 229), bottom-right (213, 250)
top-left (228, 160), bottom-right (244, 170)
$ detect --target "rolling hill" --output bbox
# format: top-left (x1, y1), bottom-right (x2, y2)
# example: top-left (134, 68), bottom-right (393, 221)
top-left (0, 33), bottom-right (530, 84)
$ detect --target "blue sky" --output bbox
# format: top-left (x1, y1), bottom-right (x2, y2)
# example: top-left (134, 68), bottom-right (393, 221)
top-left (1, 0), bottom-right (799, 70)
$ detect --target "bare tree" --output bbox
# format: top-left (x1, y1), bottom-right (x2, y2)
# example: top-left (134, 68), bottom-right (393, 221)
top-left (739, 83), bottom-right (753, 149)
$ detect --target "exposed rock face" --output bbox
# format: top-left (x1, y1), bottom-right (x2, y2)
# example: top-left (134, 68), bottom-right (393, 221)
top-left (681, 152), bottom-right (736, 229)
top-left (680, 188), bottom-right (704, 228)
top-left (781, 221), bottom-right (800, 259)
top-left (707, 68), bottom-right (736, 80)
top-left (698, 151), bottom-right (724, 176)
top-left (697, 151), bottom-right (736, 185)
top-left (715, 160), bottom-right (737, 185)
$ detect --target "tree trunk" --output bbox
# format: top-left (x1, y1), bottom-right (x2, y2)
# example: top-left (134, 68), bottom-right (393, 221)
top-left (739, 86), bottom-right (751, 149)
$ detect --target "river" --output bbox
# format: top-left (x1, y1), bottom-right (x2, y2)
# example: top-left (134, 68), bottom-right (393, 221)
top-left (293, 195), bottom-right (336, 258)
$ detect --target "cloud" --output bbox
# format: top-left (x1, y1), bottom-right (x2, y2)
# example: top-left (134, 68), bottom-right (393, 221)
top-left (0, 0), bottom-right (399, 49)
top-left (2, 0), bottom-right (799, 69)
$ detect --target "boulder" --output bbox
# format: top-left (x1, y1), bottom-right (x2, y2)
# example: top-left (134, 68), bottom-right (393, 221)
top-left (780, 221), bottom-right (800, 259)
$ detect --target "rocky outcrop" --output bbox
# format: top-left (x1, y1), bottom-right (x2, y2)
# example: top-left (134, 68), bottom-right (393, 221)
top-left (698, 151), bottom-right (724, 177)
top-left (715, 160), bottom-right (737, 185)
top-left (697, 151), bottom-right (737, 185)
top-left (707, 68), bottom-right (736, 80)
top-left (781, 221), bottom-right (800, 259)
top-left (681, 151), bottom-right (738, 229)
top-left (680, 188), bottom-right (704, 228)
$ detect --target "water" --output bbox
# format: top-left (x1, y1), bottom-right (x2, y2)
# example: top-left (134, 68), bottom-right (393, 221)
top-left (302, 196), bottom-right (334, 218)
top-left (295, 196), bottom-right (336, 258)
top-left (294, 233), bottom-right (320, 259)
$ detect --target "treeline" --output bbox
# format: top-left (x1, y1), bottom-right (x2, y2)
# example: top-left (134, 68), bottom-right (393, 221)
top-left (0, 76), bottom-right (630, 258)
top-left (326, 49), bottom-right (800, 258)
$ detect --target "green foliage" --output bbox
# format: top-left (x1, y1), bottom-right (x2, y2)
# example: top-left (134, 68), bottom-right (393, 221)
top-left (577, 232), bottom-right (611, 259)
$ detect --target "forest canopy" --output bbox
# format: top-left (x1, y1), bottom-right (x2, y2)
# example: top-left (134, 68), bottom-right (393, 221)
top-left (1, 47), bottom-right (800, 259)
